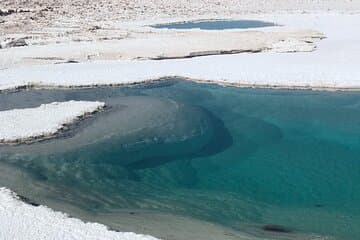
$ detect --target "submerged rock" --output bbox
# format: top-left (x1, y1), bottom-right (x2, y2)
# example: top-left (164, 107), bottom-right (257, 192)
top-left (262, 224), bottom-right (293, 233)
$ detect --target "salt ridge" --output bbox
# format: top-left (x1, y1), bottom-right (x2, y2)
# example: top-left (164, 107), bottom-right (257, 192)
top-left (0, 101), bottom-right (105, 143)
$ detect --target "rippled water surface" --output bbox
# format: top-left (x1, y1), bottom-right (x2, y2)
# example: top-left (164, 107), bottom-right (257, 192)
top-left (1, 79), bottom-right (360, 240)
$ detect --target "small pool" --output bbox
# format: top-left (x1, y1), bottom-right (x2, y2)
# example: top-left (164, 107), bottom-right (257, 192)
top-left (151, 20), bottom-right (277, 30)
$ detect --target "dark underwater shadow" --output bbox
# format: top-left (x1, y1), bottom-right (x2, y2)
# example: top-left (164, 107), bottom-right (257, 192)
top-left (126, 107), bottom-right (233, 169)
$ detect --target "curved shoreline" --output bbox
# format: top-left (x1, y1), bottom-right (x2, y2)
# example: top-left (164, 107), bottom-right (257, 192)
top-left (1, 13), bottom-right (359, 93)
top-left (0, 101), bottom-right (105, 145)
top-left (0, 187), bottom-right (160, 240)
top-left (1, 76), bottom-right (360, 94)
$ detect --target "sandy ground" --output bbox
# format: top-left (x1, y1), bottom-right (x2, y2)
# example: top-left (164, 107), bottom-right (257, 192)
top-left (1, 0), bottom-right (360, 35)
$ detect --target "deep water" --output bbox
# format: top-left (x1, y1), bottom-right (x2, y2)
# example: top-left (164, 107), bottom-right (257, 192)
top-left (151, 20), bottom-right (276, 30)
top-left (1, 79), bottom-right (360, 240)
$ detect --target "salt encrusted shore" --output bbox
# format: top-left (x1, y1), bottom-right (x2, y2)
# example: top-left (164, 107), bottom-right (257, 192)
top-left (0, 101), bottom-right (105, 144)
top-left (1, 13), bottom-right (359, 91)
top-left (0, 187), bottom-right (159, 240)
top-left (0, 29), bottom-right (324, 67)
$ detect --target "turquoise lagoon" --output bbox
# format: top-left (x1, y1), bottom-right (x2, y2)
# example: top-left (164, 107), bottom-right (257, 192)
top-left (151, 20), bottom-right (276, 30)
top-left (0, 79), bottom-right (360, 239)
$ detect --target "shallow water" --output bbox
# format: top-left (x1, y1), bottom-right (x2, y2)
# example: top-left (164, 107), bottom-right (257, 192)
top-left (1, 80), bottom-right (360, 240)
top-left (151, 20), bottom-right (276, 30)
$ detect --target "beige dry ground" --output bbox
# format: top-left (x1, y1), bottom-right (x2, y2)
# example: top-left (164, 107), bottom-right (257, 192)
top-left (2, 0), bottom-right (360, 25)
top-left (1, 0), bottom-right (360, 36)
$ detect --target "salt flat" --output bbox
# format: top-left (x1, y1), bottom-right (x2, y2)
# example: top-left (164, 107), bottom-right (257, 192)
top-left (1, 14), bottom-right (359, 90)
top-left (0, 101), bottom-right (105, 143)
top-left (0, 29), bottom-right (324, 67)
top-left (0, 188), bottom-right (159, 240)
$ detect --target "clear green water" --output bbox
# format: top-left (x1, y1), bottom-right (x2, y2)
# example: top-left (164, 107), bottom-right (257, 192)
top-left (1, 80), bottom-right (360, 240)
